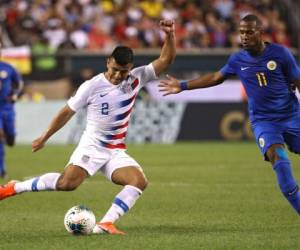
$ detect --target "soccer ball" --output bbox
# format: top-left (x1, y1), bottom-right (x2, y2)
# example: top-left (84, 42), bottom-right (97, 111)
top-left (64, 205), bottom-right (96, 235)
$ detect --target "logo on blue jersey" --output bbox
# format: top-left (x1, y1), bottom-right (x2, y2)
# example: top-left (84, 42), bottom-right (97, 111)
top-left (267, 60), bottom-right (277, 70)
top-left (241, 66), bottom-right (250, 71)
top-left (259, 137), bottom-right (265, 148)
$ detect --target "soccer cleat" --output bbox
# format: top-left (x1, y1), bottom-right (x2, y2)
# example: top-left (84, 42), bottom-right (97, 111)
top-left (93, 222), bottom-right (126, 235)
top-left (0, 181), bottom-right (17, 200)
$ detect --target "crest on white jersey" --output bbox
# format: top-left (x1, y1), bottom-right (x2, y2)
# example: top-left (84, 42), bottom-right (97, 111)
top-left (81, 155), bottom-right (90, 163)
top-left (119, 75), bottom-right (139, 93)
top-left (267, 60), bottom-right (277, 71)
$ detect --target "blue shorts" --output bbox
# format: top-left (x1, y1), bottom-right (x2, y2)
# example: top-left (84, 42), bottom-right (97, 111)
top-left (252, 113), bottom-right (300, 161)
top-left (0, 108), bottom-right (16, 138)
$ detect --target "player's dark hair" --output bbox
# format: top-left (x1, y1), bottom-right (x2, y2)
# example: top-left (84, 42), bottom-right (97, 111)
top-left (110, 46), bottom-right (134, 65)
top-left (241, 14), bottom-right (262, 28)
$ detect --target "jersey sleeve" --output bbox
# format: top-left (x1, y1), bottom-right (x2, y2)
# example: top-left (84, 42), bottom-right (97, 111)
top-left (220, 54), bottom-right (237, 77)
top-left (131, 63), bottom-right (157, 87)
top-left (67, 80), bottom-right (91, 111)
top-left (10, 65), bottom-right (23, 92)
top-left (281, 47), bottom-right (300, 82)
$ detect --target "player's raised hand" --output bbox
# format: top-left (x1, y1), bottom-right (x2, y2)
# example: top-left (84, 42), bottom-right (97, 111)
top-left (159, 75), bottom-right (181, 96)
top-left (32, 136), bottom-right (46, 152)
top-left (159, 20), bottom-right (175, 34)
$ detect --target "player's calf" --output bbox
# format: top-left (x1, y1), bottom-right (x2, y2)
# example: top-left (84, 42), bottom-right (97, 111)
top-left (272, 147), bottom-right (300, 214)
top-left (56, 178), bottom-right (80, 191)
top-left (55, 165), bottom-right (88, 191)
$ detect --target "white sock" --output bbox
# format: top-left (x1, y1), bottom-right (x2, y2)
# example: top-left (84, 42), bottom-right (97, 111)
top-left (100, 185), bottom-right (142, 223)
top-left (14, 173), bottom-right (60, 193)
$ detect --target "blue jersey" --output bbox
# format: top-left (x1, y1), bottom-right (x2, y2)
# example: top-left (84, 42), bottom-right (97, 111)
top-left (0, 62), bottom-right (22, 109)
top-left (220, 43), bottom-right (300, 122)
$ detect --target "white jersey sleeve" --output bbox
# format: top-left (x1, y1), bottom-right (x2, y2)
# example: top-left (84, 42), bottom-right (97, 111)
top-left (67, 80), bottom-right (92, 111)
top-left (131, 63), bottom-right (157, 88)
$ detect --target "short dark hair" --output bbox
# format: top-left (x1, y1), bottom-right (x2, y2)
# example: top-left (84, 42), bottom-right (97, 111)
top-left (241, 14), bottom-right (262, 28)
top-left (110, 46), bottom-right (134, 65)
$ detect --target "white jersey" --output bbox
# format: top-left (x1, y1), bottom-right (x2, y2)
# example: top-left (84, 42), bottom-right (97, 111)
top-left (67, 63), bottom-right (157, 150)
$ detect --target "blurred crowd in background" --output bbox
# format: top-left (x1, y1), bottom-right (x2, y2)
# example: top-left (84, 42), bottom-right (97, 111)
top-left (0, 0), bottom-right (295, 101)
top-left (0, 0), bottom-right (293, 51)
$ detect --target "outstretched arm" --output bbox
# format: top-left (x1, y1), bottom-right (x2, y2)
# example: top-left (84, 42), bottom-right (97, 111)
top-left (159, 71), bottom-right (226, 96)
top-left (32, 105), bottom-right (75, 152)
top-left (152, 20), bottom-right (176, 76)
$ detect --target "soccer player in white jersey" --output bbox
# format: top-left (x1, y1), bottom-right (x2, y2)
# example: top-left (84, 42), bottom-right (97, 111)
top-left (0, 20), bottom-right (176, 235)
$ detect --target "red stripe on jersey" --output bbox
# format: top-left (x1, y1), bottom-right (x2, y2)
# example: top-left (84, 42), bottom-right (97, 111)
top-left (112, 131), bottom-right (127, 140)
top-left (100, 140), bottom-right (126, 149)
top-left (114, 121), bottom-right (129, 130)
top-left (106, 143), bottom-right (126, 149)
top-left (131, 79), bottom-right (139, 90)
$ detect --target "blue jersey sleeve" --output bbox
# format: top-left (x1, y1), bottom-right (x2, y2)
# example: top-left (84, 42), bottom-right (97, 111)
top-left (220, 54), bottom-right (237, 78)
top-left (281, 47), bottom-right (300, 82)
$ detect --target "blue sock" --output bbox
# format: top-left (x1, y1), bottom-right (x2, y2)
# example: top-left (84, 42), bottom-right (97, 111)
top-left (273, 159), bottom-right (300, 214)
top-left (0, 141), bottom-right (5, 175)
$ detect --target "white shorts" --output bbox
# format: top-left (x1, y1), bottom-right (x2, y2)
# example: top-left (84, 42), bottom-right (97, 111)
top-left (67, 144), bottom-right (142, 180)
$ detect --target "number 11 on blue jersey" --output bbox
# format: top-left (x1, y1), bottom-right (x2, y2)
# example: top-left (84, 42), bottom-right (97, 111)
top-left (256, 72), bottom-right (267, 87)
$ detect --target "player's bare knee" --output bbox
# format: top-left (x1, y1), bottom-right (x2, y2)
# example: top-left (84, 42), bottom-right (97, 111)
top-left (130, 175), bottom-right (148, 191)
top-left (267, 151), bottom-right (276, 164)
top-left (137, 177), bottom-right (148, 191)
top-left (270, 147), bottom-right (289, 164)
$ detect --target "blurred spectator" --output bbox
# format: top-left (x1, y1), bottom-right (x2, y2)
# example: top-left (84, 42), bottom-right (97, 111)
top-left (214, 0), bottom-right (234, 19)
top-left (0, 0), bottom-right (295, 49)
top-left (87, 21), bottom-right (113, 50)
top-left (69, 25), bottom-right (89, 49)
top-left (123, 25), bottom-right (142, 49)
top-left (139, 0), bottom-right (163, 19)
top-left (271, 21), bottom-right (291, 48)
top-left (43, 18), bottom-right (67, 49)
top-left (161, 2), bottom-right (179, 21)
top-left (31, 35), bottom-right (58, 80)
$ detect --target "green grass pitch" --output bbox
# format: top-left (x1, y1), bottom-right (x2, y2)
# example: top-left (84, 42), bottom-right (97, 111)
top-left (1, 142), bottom-right (300, 250)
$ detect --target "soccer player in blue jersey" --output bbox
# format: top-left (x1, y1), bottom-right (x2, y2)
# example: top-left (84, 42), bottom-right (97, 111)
top-left (159, 14), bottom-right (300, 215)
top-left (0, 42), bottom-right (23, 178)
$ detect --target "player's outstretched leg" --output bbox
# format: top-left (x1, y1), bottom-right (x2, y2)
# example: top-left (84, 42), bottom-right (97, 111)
top-left (0, 173), bottom-right (60, 200)
top-left (272, 147), bottom-right (300, 214)
top-left (93, 167), bottom-right (148, 235)
top-left (0, 165), bottom-right (88, 201)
